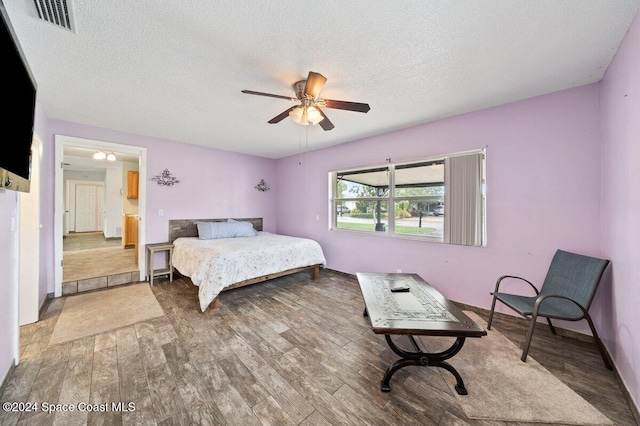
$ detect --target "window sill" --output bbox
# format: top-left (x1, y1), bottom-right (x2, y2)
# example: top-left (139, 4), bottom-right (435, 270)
top-left (330, 227), bottom-right (445, 244)
top-left (330, 227), bottom-right (487, 247)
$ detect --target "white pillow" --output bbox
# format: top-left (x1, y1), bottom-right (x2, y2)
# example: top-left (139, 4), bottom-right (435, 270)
top-left (196, 221), bottom-right (214, 240)
top-left (198, 221), bottom-right (257, 239)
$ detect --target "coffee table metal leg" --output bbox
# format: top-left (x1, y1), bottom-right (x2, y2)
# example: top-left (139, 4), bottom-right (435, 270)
top-left (381, 358), bottom-right (418, 392)
top-left (408, 335), bottom-right (421, 352)
top-left (363, 307), bottom-right (368, 317)
top-left (381, 335), bottom-right (468, 395)
top-left (437, 361), bottom-right (468, 395)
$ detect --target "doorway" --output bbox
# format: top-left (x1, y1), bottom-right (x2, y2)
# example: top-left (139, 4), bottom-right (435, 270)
top-left (54, 135), bottom-right (147, 297)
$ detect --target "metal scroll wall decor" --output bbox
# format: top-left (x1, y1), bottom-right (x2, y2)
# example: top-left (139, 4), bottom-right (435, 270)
top-left (255, 178), bottom-right (270, 192)
top-left (152, 169), bottom-right (180, 186)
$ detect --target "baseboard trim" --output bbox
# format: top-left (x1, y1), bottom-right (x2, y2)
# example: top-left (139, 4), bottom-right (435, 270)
top-left (38, 292), bottom-right (54, 320)
top-left (613, 362), bottom-right (640, 425)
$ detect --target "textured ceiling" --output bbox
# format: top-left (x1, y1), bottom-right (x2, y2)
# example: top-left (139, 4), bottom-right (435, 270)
top-left (5, 1), bottom-right (639, 159)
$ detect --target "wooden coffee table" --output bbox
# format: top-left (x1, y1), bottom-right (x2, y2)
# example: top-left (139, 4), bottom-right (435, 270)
top-left (356, 272), bottom-right (486, 394)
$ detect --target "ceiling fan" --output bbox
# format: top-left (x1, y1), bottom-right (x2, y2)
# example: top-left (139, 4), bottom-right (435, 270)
top-left (241, 71), bottom-right (370, 131)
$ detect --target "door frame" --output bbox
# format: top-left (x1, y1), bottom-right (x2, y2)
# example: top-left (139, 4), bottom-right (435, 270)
top-left (18, 136), bottom-right (41, 326)
top-left (54, 135), bottom-right (147, 297)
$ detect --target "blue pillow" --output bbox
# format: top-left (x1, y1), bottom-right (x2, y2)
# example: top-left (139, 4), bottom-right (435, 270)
top-left (198, 221), bottom-right (257, 239)
top-left (197, 221), bottom-right (214, 240)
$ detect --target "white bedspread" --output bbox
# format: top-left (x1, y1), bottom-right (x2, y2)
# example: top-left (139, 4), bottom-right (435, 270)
top-left (172, 232), bottom-right (327, 311)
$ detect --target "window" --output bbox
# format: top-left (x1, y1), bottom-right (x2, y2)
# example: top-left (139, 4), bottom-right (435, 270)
top-left (331, 150), bottom-right (486, 246)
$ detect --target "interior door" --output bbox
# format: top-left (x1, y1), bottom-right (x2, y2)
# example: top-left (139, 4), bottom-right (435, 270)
top-left (75, 184), bottom-right (97, 232)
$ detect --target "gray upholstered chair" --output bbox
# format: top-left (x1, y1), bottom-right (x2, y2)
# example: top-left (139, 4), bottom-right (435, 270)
top-left (487, 249), bottom-right (612, 369)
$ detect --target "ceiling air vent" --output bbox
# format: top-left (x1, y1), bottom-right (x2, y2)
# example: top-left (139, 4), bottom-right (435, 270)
top-left (33, 0), bottom-right (75, 32)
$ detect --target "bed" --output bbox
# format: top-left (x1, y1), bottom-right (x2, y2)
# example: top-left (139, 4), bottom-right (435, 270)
top-left (169, 218), bottom-right (327, 311)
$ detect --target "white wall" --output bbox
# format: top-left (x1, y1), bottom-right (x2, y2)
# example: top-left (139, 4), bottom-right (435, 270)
top-left (104, 166), bottom-right (123, 238)
top-left (0, 190), bottom-right (19, 382)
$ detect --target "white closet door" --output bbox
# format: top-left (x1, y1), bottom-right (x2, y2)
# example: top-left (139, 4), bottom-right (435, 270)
top-left (75, 184), bottom-right (97, 232)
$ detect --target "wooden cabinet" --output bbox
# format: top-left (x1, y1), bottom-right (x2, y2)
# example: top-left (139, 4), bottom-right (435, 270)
top-left (127, 170), bottom-right (139, 199)
top-left (123, 215), bottom-right (138, 248)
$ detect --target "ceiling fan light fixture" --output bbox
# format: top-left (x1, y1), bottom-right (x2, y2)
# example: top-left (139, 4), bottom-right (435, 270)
top-left (289, 106), bottom-right (309, 125)
top-left (289, 106), bottom-right (323, 126)
top-left (289, 106), bottom-right (304, 124)
top-left (243, 71), bottom-right (368, 131)
top-left (306, 106), bottom-right (324, 125)
top-left (299, 112), bottom-right (309, 126)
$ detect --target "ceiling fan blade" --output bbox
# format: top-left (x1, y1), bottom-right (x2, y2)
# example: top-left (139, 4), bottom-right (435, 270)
top-left (268, 106), bottom-right (297, 124)
top-left (322, 99), bottom-right (371, 113)
top-left (242, 90), bottom-right (295, 101)
top-left (318, 108), bottom-right (335, 131)
top-left (303, 72), bottom-right (327, 100)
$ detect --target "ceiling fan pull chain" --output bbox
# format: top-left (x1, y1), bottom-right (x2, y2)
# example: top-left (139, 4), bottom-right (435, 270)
top-left (298, 125), bottom-right (304, 165)
top-left (305, 126), bottom-right (309, 180)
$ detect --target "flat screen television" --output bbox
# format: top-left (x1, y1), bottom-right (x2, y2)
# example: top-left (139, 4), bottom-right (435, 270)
top-left (0, 1), bottom-right (37, 193)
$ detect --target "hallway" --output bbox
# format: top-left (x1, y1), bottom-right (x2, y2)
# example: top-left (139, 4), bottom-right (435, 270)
top-left (63, 232), bottom-right (140, 294)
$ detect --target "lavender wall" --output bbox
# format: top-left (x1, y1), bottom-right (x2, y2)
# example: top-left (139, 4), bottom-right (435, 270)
top-left (600, 11), bottom-right (640, 412)
top-left (37, 120), bottom-right (278, 294)
top-left (276, 84), bottom-right (603, 333)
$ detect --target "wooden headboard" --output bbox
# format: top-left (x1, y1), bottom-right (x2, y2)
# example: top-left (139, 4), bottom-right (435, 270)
top-left (168, 218), bottom-right (263, 243)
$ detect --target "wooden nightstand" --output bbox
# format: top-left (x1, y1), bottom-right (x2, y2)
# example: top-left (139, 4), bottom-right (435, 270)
top-left (146, 242), bottom-right (174, 285)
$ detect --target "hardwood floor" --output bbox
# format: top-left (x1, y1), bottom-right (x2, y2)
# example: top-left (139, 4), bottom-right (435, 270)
top-left (1, 270), bottom-right (637, 425)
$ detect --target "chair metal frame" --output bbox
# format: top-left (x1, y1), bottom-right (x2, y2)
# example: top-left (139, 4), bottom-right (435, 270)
top-left (487, 250), bottom-right (612, 370)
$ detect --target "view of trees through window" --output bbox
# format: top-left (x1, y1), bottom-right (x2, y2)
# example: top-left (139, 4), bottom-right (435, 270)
top-left (333, 161), bottom-right (446, 239)
top-left (332, 151), bottom-right (486, 246)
